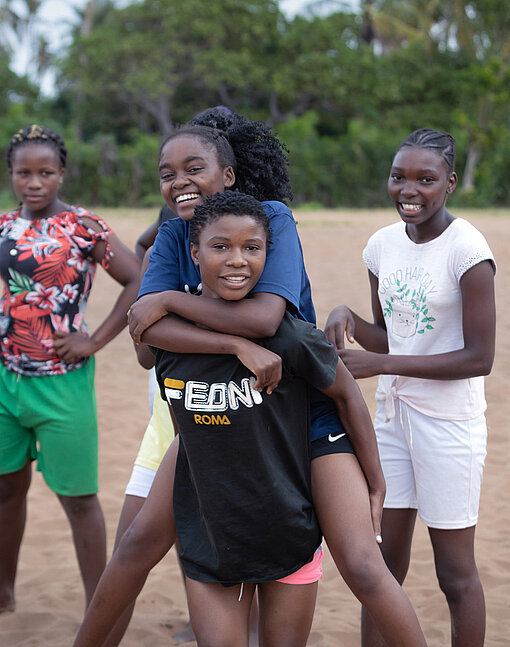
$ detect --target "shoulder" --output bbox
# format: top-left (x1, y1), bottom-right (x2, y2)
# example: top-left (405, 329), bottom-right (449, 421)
top-left (0, 208), bottom-right (19, 228)
top-left (64, 206), bottom-right (114, 236)
top-left (450, 218), bottom-right (490, 245)
top-left (158, 204), bottom-right (175, 224)
top-left (269, 313), bottom-right (338, 386)
top-left (262, 200), bottom-right (295, 223)
top-left (366, 221), bottom-right (404, 246)
top-left (271, 313), bottom-right (328, 353)
top-left (363, 221), bottom-right (404, 274)
top-left (447, 218), bottom-right (496, 278)
top-left (158, 216), bottom-right (187, 237)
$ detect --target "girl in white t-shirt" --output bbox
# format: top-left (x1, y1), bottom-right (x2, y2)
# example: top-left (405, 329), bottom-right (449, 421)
top-left (325, 128), bottom-right (495, 647)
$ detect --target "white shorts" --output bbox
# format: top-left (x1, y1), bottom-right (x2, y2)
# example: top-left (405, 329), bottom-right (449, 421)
top-left (125, 464), bottom-right (157, 498)
top-left (374, 399), bottom-right (487, 530)
top-left (148, 367), bottom-right (158, 415)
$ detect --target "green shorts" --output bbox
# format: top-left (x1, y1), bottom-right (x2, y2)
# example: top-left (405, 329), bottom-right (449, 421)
top-left (0, 358), bottom-right (98, 496)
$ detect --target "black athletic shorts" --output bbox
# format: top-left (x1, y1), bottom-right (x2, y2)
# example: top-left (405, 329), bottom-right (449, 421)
top-left (311, 431), bottom-right (355, 459)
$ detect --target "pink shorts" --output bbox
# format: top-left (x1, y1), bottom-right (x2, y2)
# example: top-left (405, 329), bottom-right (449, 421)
top-left (277, 548), bottom-right (323, 585)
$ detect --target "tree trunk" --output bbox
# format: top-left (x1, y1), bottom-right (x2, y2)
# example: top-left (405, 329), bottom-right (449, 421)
top-left (461, 142), bottom-right (480, 193)
top-left (75, 0), bottom-right (96, 141)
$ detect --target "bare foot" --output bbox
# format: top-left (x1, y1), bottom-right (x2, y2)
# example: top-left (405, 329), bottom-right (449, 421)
top-left (172, 621), bottom-right (195, 643)
top-left (0, 595), bottom-right (15, 614)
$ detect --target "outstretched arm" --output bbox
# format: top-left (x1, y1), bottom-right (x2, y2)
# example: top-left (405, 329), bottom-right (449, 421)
top-left (72, 440), bottom-right (179, 647)
top-left (339, 260), bottom-right (495, 380)
top-left (321, 359), bottom-right (386, 539)
top-left (325, 270), bottom-right (388, 352)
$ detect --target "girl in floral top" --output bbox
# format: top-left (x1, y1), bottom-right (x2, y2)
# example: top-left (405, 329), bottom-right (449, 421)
top-left (0, 125), bottom-right (140, 612)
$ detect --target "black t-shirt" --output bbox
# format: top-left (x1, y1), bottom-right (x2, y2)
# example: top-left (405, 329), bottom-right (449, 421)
top-left (155, 312), bottom-right (338, 585)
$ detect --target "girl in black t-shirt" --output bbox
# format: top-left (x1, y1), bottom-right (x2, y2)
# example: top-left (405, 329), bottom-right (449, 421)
top-left (74, 192), bottom-right (427, 647)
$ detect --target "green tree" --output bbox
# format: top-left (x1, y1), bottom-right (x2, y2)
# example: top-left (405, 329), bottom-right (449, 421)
top-left (59, 0), bottom-right (284, 136)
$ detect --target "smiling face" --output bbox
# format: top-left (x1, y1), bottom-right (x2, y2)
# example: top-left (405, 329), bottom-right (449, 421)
top-left (159, 134), bottom-right (235, 221)
top-left (387, 146), bottom-right (457, 242)
top-left (10, 143), bottom-right (65, 219)
top-left (190, 214), bottom-right (267, 301)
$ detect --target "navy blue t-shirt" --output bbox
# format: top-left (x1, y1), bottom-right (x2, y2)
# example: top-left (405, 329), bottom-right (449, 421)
top-left (139, 200), bottom-right (344, 441)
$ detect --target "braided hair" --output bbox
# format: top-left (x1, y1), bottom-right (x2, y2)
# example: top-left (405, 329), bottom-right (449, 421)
top-left (160, 116), bottom-right (293, 203)
top-left (397, 128), bottom-right (456, 172)
top-left (190, 190), bottom-right (271, 248)
top-left (6, 124), bottom-right (67, 170)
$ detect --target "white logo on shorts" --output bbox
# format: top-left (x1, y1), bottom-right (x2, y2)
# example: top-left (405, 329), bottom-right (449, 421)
top-left (328, 433), bottom-right (346, 443)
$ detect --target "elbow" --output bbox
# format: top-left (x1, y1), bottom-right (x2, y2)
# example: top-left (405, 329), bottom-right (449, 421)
top-left (470, 351), bottom-right (494, 377)
top-left (241, 312), bottom-right (281, 338)
top-left (479, 358), bottom-right (494, 376)
top-left (249, 320), bottom-right (280, 339)
top-left (259, 320), bottom-right (281, 338)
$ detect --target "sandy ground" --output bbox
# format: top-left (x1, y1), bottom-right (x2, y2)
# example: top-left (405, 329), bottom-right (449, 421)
top-left (1, 208), bottom-right (508, 646)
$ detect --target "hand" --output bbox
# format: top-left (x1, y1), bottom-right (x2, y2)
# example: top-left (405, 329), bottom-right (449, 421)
top-left (368, 482), bottom-right (385, 544)
top-left (235, 339), bottom-right (282, 394)
top-left (324, 305), bottom-right (355, 350)
top-left (53, 331), bottom-right (98, 363)
top-left (338, 348), bottom-right (385, 379)
top-left (128, 293), bottom-right (169, 344)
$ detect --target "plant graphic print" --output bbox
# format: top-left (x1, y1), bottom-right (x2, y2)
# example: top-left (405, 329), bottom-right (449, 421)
top-left (383, 280), bottom-right (435, 336)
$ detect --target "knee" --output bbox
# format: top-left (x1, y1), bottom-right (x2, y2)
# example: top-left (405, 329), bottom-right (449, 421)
top-left (336, 549), bottom-right (390, 599)
top-left (117, 519), bottom-right (169, 568)
top-left (193, 632), bottom-right (238, 647)
top-left (0, 467), bottom-right (31, 505)
top-left (436, 563), bottom-right (481, 604)
top-left (58, 493), bottom-right (99, 518)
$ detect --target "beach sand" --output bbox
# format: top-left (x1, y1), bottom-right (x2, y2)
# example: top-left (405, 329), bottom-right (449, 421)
top-left (1, 209), bottom-right (508, 646)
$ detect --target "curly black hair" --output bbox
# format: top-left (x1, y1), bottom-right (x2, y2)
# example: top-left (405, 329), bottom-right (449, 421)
top-left (397, 128), bottom-right (456, 172)
top-left (188, 106), bottom-right (237, 132)
top-left (190, 190), bottom-right (271, 248)
top-left (159, 116), bottom-right (293, 203)
top-left (6, 124), bottom-right (67, 169)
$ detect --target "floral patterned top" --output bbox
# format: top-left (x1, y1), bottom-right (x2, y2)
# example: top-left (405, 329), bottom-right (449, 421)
top-left (0, 206), bottom-right (113, 376)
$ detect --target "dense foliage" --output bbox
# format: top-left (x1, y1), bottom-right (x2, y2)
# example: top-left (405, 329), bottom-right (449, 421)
top-left (1, 0), bottom-right (509, 209)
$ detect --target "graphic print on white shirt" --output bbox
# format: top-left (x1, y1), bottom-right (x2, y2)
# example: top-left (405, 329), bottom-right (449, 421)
top-left (381, 273), bottom-right (436, 338)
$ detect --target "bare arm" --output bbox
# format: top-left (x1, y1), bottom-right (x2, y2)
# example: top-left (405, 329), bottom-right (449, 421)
top-left (321, 358), bottom-right (386, 538)
top-left (129, 290), bottom-right (287, 344)
top-left (325, 270), bottom-right (388, 352)
top-left (339, 260), bottom-right (496, 380)
top-left (142, 316), bottom-right (282, 394)
top-left (53, 233), bottom-right (141, 363)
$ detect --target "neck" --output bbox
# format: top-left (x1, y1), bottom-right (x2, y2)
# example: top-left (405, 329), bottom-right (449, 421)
top-left (20, 198), bottom-right (68, 221)
top-left (406, 208), bottom-right (454, 244)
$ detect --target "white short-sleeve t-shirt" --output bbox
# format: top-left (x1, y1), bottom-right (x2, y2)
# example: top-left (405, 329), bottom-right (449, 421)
top-left (363, 218), bottom-right (495, 420)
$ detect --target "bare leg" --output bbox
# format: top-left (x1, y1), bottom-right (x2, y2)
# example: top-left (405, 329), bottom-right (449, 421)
top-left (360, 508), bottom-right (417, 647)
top-left (0, 462), bottom-right (31, 613)
top-left (185, 578), bottom-right (256, 647)
top-left (58, 492), bottom-right (107, 608)
top-left (72, 441), bottom-right (178, 647)
top-left (258, 580), bottom-right (317, 647)
top-left (311, 454), bottom-right (427, 647)
top-left (100, 494), bottom-right (146, 647)
top-left (172, 544), bottom-right (197, 644)
top-left (429, 526), bottom-right (485, 647)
